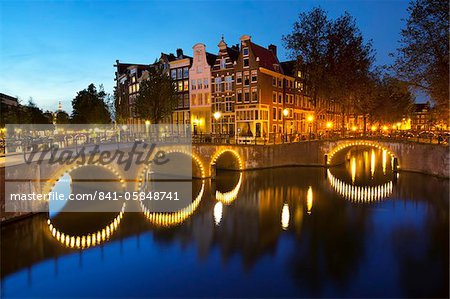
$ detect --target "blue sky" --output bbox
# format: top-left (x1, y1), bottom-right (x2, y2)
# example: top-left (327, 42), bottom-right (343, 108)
top-left (1, 0), bottom-right (410, 113)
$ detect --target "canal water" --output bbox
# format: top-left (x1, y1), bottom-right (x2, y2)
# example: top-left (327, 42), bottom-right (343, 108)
top-left (1, 147), bottom-right (449, 298)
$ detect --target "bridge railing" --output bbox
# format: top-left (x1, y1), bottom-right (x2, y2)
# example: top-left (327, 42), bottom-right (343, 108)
top-left (1, 130), bottom-right (449, 157)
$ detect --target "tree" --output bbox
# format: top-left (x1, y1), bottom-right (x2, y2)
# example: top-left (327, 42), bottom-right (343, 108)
top-left (71, 84), bottom-right (111, 124)
top-left (25, 99), bottom-right (52, 124)
top-left (282, 8), bottom-right (330, 121)
top-left (55, 111), bottom-right (71, 124)
top-left (394, 0), bottom-right (449, 111)
top-left (283, 8), bottom-right (375, 134)
top-left (371, 75), bottom-right (414, 124)
top-left (134, 65), bottom-right (178, 124)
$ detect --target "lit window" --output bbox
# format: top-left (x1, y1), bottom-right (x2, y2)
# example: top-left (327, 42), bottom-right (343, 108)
top-left (225, 76), bottom-right (232, 91)
top-left (236, 89), bottom-right (242, 103)
top-left (251, 70), bottom-right (257, 82)
top-left (178, 81), bottom-right (183, 91)
top-left (236, 72), bottom-right (242, 84)
top-left (183, 80), bottom-right (189, 91)
top-left (251, 87), bottom-right (258, 102)
top-left (244, 73), bottom-right (250, 86)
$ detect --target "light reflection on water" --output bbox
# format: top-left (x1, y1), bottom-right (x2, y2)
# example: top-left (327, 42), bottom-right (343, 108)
top-left (1, 148), bottom-right (449, 298)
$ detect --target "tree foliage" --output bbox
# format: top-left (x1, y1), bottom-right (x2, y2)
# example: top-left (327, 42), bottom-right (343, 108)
top-left (71, 84), bottom-right (111, 124)
top-left (283, 7), bottom-right (375, 129)
top-left (394, 0), bottom-right (449, 109)
top-left (134, 66), bottom-right (178, 124)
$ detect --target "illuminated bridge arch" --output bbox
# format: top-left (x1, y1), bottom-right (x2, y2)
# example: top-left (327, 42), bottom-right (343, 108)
top-left (326, 140), bottom-right (397, 165)
top-left (42, 162), bottom-right (126, 196)
top-left (210, 148), bottom-right (243, 171)
top-left (327, 170), bottom-right (393, 203)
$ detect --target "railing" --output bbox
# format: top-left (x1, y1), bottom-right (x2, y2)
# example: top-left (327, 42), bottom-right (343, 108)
top-left (1, 130), bottom-right (449, 157)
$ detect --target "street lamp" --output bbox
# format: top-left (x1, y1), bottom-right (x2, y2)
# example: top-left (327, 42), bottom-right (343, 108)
top-left (326, 121), bottom-right (333, 138)
top-left (307, 114), bottom-right (314, 140)
top-left (213, 111), bottom-right (222, 134)
top-left (283, 109), bottom-right (289, 142)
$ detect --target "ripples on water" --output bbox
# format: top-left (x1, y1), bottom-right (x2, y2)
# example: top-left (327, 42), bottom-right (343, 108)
top-left (1, 148), bottom-right (448, 298)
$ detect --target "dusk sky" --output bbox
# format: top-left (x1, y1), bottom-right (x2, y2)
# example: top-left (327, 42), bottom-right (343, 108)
top-left (1, 0), bottom-right (411, 113)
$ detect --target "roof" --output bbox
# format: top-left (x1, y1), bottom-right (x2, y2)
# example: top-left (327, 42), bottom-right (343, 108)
top-left (414, 103), bottom-right (430, 112)
top-left (115, 62), bottom-right (151, 75)
top-left (226, 46), bottom-right (240, 62)
top-left (249, 42), bottom-right (282, 73)
top-left (206, 52), bottom-right (218, 66)
top-left (280, 60), bottom-right (296, 76)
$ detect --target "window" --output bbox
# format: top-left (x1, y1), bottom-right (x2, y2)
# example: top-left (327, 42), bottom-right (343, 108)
top-left (192, 94), bottom-right (197, 106)
top-left (205, 93), bottom-right (210, 104)
top-left (177, 81), bottom-right (183, 91)
top-left (243, 47), bottom-right (249, 56)
top-left (136, 84), bottom-right (140, 92)
top-left (244, 91), bottom-right (250, 103)
top-left (278, 78), bottom-right (282, 87)
top-left (278, 108), bottom-right (282, 120)
top-left (184, 80), bottom-right (189, 91)
top-left (251, 87), bottom-right (258, 102)
top-left (215, 77), bottom-right (222, 92)
top-left (204, 78), bottom-right (209, 88)
top-left (243, 58), bottom-right (249, 67)
top-left (297, 70), bottom-right (302, 78)
top-left (225, 76), bottom-right (232, 91)
top-left (131, 76), bottom-right (136, 83)
top-left (278, 93), bottom-right (282, 104)
top-left (198, 93), bottom-right (203, 105)
top-left (220, 58), bottom-right (226, 69)
top-left (197, 66), bottom-right (203, 73)
top-left (177, 68), bottom-right (183, 79)
top-left (236, 89), bottom-right (242, 103)
top-left (272, 92), bottom-right (277, 103)
top-left (273, 125), bottom-right (277, 133)
top-left (236, 72), bottom-right (242, 84)
top-left (183, 67), bottom-right (189, 78)
top-left (285, 94), bottom-right (289, 103)
top-left (225, 97), bottom-right (233, 112)
top-left (171, 69), bottom-right (177, 80)
top-left (272, 108), bottom-right (277, 120)
top-left (244, 73), bottom-right (250, 86)
top-left (183, 94), bottom-right (189, 107)
top-left (251, 70), bottom-right (257, 82)
top-left (272, 77), bottom-right (277, 86)
top-left (197, 79), bottom-right (203, 90)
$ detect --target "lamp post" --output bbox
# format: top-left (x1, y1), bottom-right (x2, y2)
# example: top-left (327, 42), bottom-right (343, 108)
top-left (307, 114), bottom-right (314, 140)
top-left (283, 108), bottom-right (289, 142)
top-left (213, 111), bottom-right (222, 142)
top-left (326, 121), bottom-right (333, 139)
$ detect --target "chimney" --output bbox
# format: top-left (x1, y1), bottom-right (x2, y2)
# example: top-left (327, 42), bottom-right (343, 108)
top-left (268, 44), bottom-right (277, 57)
top-left (176, 48), bottom-right (183, 58)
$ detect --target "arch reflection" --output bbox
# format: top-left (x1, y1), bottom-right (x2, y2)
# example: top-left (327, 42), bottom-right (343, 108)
top-left (140, 181), bottom-right (205, 227)
top-left (215, 173), bottom-right (243, 204)
top-left (47, 203), bottom-right (126, 249)
top-left (327, 170), bottom-right (393, 203)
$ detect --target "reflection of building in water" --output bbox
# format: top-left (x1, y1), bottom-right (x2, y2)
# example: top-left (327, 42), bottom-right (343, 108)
top-left (327, 170), bottom-right (393, 203)
top-left (47, 203), bottom-right (126, 249)
top-left (306, 186), bottom-right (313, 215)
